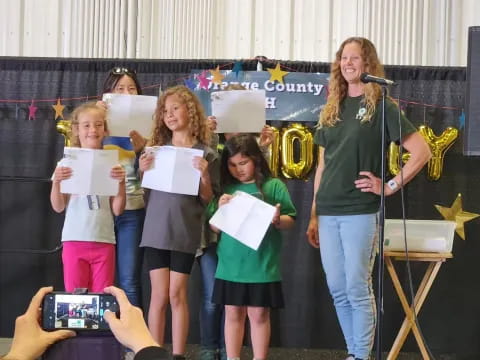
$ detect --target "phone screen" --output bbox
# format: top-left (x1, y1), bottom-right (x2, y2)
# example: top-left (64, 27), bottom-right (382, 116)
top-left (42, 293), bottom-right (117, 330)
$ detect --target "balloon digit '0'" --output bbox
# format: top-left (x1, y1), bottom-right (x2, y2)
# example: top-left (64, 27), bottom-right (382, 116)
top-left (280, 123), bottom-right (314, 179)
top-left (56, 120), bottom-right (72, 146)
top-left (265, 126), bottom-right (280, 177)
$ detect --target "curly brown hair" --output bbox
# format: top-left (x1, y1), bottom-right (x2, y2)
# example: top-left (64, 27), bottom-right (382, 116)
top-left (320, 37), bottom-right (385, 127)
top-left (69, 102), bottom-right (108, 147)
top-left (149, 85), bottom-right (211, 146)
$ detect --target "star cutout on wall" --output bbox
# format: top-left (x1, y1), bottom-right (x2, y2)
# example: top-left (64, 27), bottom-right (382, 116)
top-left (52, 98), bottom-right (65, 120)
top-left (28, 101), bottom-right (38, 120)
top-left (435, 193), bottom-right (480, 240)
top-left (210, 66), bottom-right (225, 85)
top-left (267, 63), bottom-right (289, 84)
top-left (197, 71), bottom-right (211, 90)
top-left (184, 78), bottom-right (196, 91)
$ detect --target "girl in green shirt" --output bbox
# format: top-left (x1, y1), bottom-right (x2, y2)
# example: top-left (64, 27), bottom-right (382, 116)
top-left (210, 134), bottom-right (296, 360)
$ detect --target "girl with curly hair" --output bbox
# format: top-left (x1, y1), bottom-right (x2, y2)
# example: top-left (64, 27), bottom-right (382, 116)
top-left (139, 85), bottom-right (220, 360)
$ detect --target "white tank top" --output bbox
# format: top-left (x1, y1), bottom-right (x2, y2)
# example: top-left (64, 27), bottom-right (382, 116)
top-left (61, 194), bottom-right (115, 244)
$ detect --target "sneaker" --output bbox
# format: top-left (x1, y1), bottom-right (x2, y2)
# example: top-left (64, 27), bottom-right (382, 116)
top-left (124, 350), bottom-right (135, 360)
top-left (218, 348), bottom-right (227, 360)
top-left (198, 348), bottom-right (218, 360)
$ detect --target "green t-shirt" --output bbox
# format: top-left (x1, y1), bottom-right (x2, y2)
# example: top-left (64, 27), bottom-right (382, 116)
top-left (214, 178), bottom-right (297, 283)
top-left (314, 96), bottom-right (417, 215)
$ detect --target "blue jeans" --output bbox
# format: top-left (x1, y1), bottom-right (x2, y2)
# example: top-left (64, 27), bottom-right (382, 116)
top-left (198, 244), bottom-right (225, 349)
top-left (115, 209), bottom-right (145, 307)
top-left (318, 214), bottom-right (378, 360)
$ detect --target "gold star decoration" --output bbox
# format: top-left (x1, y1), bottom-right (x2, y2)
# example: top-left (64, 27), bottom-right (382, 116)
top-left (267, 63), bottom-right (289, 84)
top-left (435, 193), bottom-right (480, 240)
top-left (210, 66), bottom-right (225, 85)
top-left (52, 98), bottom-right (65, 120)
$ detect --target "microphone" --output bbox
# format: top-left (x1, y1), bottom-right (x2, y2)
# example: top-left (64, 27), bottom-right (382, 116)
top-left (360, 73), bottom-right (397, 86)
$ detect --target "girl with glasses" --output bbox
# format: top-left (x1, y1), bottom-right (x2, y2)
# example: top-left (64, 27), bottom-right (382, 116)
top-left (97, 67), bottom-right (147, 308)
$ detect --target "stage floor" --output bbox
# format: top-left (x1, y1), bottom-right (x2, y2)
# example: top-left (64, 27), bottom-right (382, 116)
top-left (1, 338), bottom-right (457, 359)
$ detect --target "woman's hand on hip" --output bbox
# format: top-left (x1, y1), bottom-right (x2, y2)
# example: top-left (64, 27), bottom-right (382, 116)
top-left (355, 171), bottom-right (387, 196)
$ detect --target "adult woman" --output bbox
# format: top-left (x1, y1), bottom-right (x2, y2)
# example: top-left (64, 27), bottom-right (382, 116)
top-left (306, 37), bottom-right (431, 360)
top-left (99, 67), bottom-right (147, 307)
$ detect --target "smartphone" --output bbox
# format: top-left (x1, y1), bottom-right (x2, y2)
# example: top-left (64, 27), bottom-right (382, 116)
top-left (42, 292), bottom-right (118, 331)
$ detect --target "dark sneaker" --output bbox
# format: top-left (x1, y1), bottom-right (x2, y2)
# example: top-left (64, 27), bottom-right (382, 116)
top-left (198, 348), bottom-right (217, 360)
top-left (218, 348), bottom-right (227, 360)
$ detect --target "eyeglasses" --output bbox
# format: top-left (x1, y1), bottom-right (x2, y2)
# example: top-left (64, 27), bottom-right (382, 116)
top-left (110, 67), bottom-right (136, 76)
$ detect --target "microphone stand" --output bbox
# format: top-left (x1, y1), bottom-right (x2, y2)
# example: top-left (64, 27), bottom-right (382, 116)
top-left (375, 85), bottom-right (388, 360)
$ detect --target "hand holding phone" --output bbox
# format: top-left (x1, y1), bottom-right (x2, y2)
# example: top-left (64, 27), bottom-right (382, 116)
top-left (4, 286), bottom-right (166, 360)
top-left (4, 287), bottom-right (75, 360)
top-left (103, 286), bottom-right (159, 353)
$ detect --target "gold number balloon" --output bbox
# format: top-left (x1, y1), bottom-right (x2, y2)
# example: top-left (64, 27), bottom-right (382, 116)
top-left (265, 126), bottom-right (280, 177)
top-left (56, 120), bottom-right (72, 146)
top-left (388, 126), bottom-right (458, 181)
top-left (388, 142), bottom-right (411, 176)
top-left (280, 123), bottom-right (314, 179)
top-left (418, 125), bottom-right (458, 181)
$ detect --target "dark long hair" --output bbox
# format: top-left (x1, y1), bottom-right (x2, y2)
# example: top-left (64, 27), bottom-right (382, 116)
top-left (101, 67), bottom-right (143, 95)
top-left (221, 134), bottom-right (271, 193)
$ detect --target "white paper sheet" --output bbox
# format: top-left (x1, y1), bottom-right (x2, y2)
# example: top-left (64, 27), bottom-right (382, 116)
top-left (103, 93), bottom-right (157, 137)
top-left (211, 90), bottom-right (266, 133)
top-left (141, 146), bottom-right (204, 195)
top-left (209, 191), bottom-right (276, 250)
top-left (60, 147), bottom-right (119, 196)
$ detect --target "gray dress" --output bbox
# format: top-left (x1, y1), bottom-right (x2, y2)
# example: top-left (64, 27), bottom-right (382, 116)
top-left (140, 143), bottom-right (220, 254)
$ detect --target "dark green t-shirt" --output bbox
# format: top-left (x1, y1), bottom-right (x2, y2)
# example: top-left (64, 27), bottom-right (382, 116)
top-left (314, 96), bottom-right (417, 215)
top-left (214, 178), bottom-right (297, 283)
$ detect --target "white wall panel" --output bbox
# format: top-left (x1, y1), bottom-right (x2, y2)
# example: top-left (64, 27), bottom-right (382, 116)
top-left (1, 0), bottom-right (480, 66)
top-left (137, 0), bottom-right (215, 59)
top-left (214, 0), bottom-right (254, 59)
top-left (253, 0), bottom-right (294, 60)
top-left (293, 0), bottom-right (333, 62)
top-left (0, 0), bottom-right (22, 55)
top-left (21, 0), bottom-right (60, 57)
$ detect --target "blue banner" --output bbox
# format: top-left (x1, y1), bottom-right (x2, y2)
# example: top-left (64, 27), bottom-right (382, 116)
top-left (191, 70), bottom-right (329, 122)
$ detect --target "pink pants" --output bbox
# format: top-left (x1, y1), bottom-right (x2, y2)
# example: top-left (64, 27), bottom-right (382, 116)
top-left (62, 241), bottom-right (115, 293)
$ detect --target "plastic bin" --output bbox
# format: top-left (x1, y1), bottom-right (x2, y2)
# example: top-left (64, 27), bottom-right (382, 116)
top-left (384, 219), bottom-right (456, 253)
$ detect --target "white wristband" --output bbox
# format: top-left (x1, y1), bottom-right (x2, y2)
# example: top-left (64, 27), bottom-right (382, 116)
top-left (387, 179), bottom-right (399, 191)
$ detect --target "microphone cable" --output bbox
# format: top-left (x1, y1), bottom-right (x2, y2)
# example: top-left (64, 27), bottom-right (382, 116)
top-left (0, 244), bottom-right (63, 254)
top-left (0, 176), bottom-right (52, 182)
top-left (395, 93), bottom-right (436, 360)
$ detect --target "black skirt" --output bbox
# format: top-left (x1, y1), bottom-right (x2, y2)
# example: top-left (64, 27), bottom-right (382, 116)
top-left (212, 279), bottom-right (284, 308)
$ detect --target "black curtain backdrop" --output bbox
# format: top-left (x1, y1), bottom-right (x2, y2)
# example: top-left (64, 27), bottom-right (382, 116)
top-left (0, 58), bottom-right (478, 358)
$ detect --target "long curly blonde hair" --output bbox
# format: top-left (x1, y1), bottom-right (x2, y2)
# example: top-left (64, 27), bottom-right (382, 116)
top-left (69, 102), bottom-right (108, 147)
top-left (320, 37), bottom-right (385, 127)
top-left (149, 85), bottom-right (210, 146)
